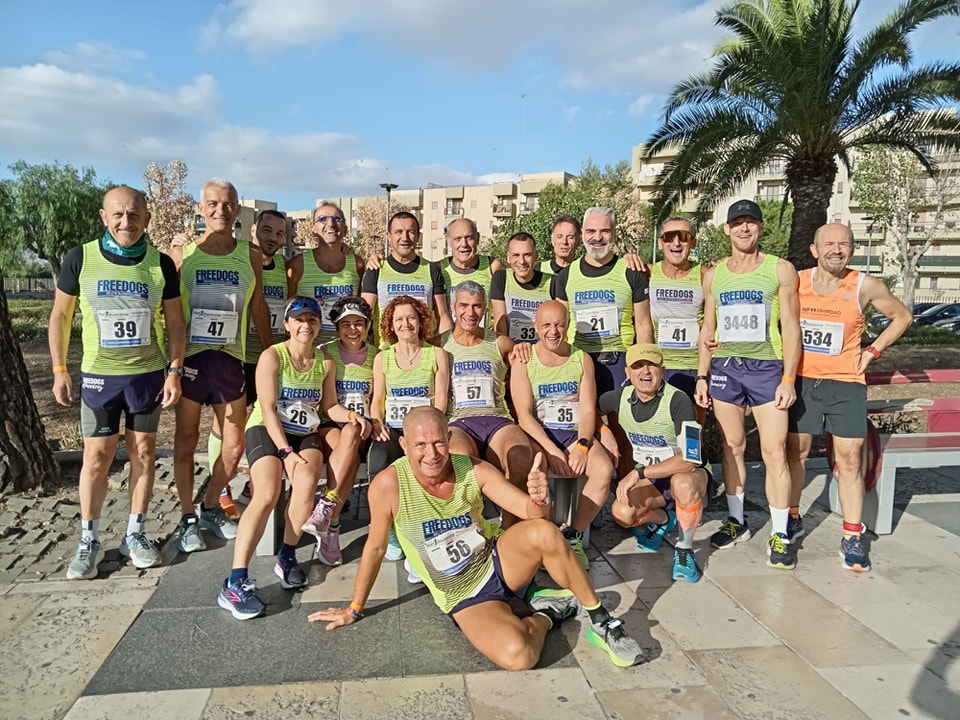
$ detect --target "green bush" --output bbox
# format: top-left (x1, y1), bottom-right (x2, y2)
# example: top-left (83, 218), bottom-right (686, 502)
top-left (865, 324), bottom-right (959, 347)
top-left (7, 299), bottom-right (81, 341)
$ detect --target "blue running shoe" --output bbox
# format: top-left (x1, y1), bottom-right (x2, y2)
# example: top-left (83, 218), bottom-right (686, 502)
top-left (672, 547), bottom-right (702, 583)
top-left (786, 514), bottom-right (805, 544)
top-left (217, 579), bottom-right (264, 620)
top-left (630, 509), bottom-right (677, 552)
top-left (385, 529), bottom-right (404, 561)
top-left (840, 535), bottom-right (871, 573)
top-left (709, 516), bottom-right (751, 549)
top-left (767, 532), bottom-right (795, 569)
top-left (274, 554), bottom-right (307, 590)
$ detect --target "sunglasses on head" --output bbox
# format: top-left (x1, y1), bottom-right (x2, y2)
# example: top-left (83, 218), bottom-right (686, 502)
top-left (314, 215), bottom-right (345, 225)
top-left (659, 230), bottom-right (694, 243)
top-left (284, 297), bottom-right (322, 319)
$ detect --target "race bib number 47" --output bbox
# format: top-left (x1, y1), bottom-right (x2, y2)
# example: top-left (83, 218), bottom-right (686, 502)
top-left (190, 308), bottom-right (239, 345)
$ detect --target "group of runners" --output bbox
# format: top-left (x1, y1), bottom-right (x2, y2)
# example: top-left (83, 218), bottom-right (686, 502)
top-left (49, 181), bottom-right (911, 671)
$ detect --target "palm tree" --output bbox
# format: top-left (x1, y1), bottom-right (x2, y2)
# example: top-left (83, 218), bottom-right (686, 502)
top-left (645, 0), bottom-right (960, 268)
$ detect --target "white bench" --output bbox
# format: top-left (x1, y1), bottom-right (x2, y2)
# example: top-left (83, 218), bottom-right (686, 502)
top-left (828, 432), bottom-right (960, 535)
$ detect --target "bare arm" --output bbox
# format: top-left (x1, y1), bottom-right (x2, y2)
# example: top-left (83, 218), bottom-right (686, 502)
top-left (774, 259), bottom-right (800, 410)
top-left (248, 249), bottom-right (273, 349)
top-left (321, 357), bottom-right (372, 437)
top-left (48, 289), bottom-right (77, 406)
top-left (432, 347), bottom-right (450, 414)
top-left (858, 274), bottom-right (912, 373)
top-left (633, 299), bottom-right (654, 344)
top-left (695, 267), bottom-right (717, 408)
top-left (286, 253), bottom-right (304, 298)
top-left (491, 299), bottom-right (508, 337)
top-left (256, 348), bottom-right (293, 453)
top-left (434, 293), bottom-right (453, 334)
top-left (160, 296), bottom-right (186, 408)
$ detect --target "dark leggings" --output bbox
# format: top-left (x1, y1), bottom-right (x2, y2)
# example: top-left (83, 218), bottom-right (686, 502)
top-left (368, 427), bottom-right (404, 477)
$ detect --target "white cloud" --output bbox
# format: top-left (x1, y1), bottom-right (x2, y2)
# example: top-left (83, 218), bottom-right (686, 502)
top-left (0, 62), bottom-right (509, 206)
top-left (628, 95), bottom-right (653, 118)
top-left (562, 106), bottom-right (580, 123)
top-left (42, 42), bottom-right (146, 74)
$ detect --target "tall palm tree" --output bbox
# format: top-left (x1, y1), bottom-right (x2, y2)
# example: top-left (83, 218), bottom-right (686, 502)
top-left (645, 0), bottom-right (960, 268)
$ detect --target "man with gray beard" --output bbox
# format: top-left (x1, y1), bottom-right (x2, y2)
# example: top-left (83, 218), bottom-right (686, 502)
top-left (550, 207), bottom-right (653, 395)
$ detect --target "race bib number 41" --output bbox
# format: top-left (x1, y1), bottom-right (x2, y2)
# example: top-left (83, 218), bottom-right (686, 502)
top-left (658, 318), bottom-right (699, 349)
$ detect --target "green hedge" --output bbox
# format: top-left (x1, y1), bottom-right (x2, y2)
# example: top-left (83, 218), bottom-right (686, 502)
top-left (7, 299), bottom-right (81, 341)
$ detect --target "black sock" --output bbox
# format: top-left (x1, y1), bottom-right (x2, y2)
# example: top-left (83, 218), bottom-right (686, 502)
top-left (200, 502), bottom-right (215, 513)
top-left (278, 543), bottom-right (297, 562)
top-left (532, 611), bottom-right (555, 629)
top-left (562, 526), bottom-right (579, 541)
top-left (585, 603), bottom-right (610, 625)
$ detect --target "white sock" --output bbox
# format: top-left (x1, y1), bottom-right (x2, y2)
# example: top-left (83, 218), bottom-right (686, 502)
top-left (770, 506), bottom-right (789, 536)
top-left (126, 513), bottom-right (146, 537)
top-left (725, 493), bottom-right (745, 524)
top-left (80, 519), bottom-right (100, 542)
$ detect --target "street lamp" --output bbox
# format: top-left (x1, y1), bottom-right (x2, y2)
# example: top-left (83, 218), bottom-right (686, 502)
top-left (862, 215), bottom-right (875, 274)
top-left (380, 182), bottom-right (398, 257)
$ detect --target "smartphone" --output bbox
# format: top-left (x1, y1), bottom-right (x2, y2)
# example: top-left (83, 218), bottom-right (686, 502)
top-left (680, 421), bottom-right (702, 464)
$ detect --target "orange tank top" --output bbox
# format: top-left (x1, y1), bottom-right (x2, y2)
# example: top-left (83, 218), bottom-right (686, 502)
top-left (797, 268), bottom-right (865, 383)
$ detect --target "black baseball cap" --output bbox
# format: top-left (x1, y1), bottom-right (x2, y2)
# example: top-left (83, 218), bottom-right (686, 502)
top-left (726, 199), bottom-right (763, 223)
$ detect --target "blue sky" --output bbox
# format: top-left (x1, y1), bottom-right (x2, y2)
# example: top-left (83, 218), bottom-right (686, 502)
top-left (1, 0), bottom-right (957, 211)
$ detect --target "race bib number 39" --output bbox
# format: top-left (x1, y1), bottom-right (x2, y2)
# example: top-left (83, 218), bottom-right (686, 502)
top-left (98, 308), bottom-right (152, 347)
top-left (718, 304), bottom-right (765, 343)
top-left (800, 318), bottom-right (843, 355)
top-left (191, 308), bottom-right (239, 345)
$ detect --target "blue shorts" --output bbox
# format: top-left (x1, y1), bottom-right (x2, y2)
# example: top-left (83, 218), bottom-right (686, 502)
top-left (588, 351), bottom-right (628, 396)
top-left (79, 370), bottom-right (165, 437)
top-left (450, 416), bottom-right (514, 457)
top-left (449, 540), bottom-right (528, 622)
top-left (663, 369), bottom-right (697, 401)
top-left (708, 357), bottom-right (783, 407)
top-left (543, 427), bottom-right (578, 450)
top-left (182, 350), bottom-right (246, 405)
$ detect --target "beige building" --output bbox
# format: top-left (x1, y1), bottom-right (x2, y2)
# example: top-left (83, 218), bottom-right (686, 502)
top-left (631, 142), bottom-right (960, 302)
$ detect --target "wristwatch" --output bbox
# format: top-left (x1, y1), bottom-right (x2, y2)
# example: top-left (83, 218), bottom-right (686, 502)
top-left (276, 446), bottom-right (294, 460)
top-left (576, 438), bottom-right (592, 450)
top-left (167, 365), bottom-right (184, 376)
top-left (635, 464), bottom-right (646, 480)
top-left (695, 375), bottom-right (709, 383)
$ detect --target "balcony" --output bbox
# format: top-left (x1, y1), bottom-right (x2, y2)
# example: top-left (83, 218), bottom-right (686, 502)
top-left (444, 205), bottom-right (463, 219)
top-left (492, 202), bottom-right (514, 218)
top-left (519, 200), bottom-right (539, 213)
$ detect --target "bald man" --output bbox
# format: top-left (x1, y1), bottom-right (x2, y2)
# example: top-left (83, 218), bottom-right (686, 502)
top-left (309, 406), bottom-right (646, 670)
top-left (50, 186), bottom-right (187, 579)
top-left (786, 223), bottom-right (911, 572)
top-left (510, 301), bottom-right (611, 568)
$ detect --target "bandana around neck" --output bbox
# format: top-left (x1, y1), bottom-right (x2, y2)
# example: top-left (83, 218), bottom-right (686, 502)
top-left (101, 229), bottom-right (147, 258)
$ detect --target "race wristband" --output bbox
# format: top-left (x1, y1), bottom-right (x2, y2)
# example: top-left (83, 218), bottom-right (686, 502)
top-left (349, 602), bottom-right (364, 615)
top-left (573, 443), bottom-right (588, 453)
top-left (53, 365), bottom-right (67, 373)
top-left (531, 493), bottom-right (551, 507)
top-left (864, 345), bottom-right (881, 360)
top-left (348, 410), bottom-right (357, 421)
top-left (781, 376), bottom-right (795, 383)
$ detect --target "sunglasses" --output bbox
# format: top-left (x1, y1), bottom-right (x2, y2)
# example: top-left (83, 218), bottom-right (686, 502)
top-left (314, 215), bottom-right (345, 225)
top-left (659, 230), bottom-right (694, 243)
top-left (284, 297), bottom-right (322, 319)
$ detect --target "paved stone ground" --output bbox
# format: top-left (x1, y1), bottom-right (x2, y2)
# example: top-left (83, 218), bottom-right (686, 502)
top-left (1, 459), bottom-right (959, 719)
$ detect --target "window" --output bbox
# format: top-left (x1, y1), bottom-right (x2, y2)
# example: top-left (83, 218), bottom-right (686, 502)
top-left (445, 199), bottom-right (463, 215)
top-left (431, 201), bottom-right (438, 210)
top-left (930, 276), bottom-right (938, 290)
top-left (431, 221), bottom-right (438, 230)
top-left (470, 200), bottom-right (477, 209)
top-left (836, 181), bottom-right (844, 194)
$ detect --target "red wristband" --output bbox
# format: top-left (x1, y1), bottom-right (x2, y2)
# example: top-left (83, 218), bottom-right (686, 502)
top-left (864, 345), bottom-right (881, 360)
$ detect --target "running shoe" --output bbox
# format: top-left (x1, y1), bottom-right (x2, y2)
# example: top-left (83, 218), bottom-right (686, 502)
top-left (566, 531), bottom-right (590, 569)
top-left (709, 516), bottom-right (751, 549)
top-left (840, 535), bottom-right (871, 572)
top-left (767, 532), bottom-right (795, 569)
top-left (786, 514), bottom-right (805, 544)
top-left (200, 505), bottom-right (239, 540)
top-left (274, 555), bottom-right (307, 589)
top-left (217, 579), bottom-right (265, 620)
top-left (177, 515), bottom-right (206, 553)
top-left (586, 616), bottom-right (649, 667)
top-left (403, 559), bottom-right (423, 585)
top-left (527, 586), bottom-right (580, 625)
top-left (672, 547), bottom-right (701, 583)
top-left (316, 526), bottom-right (343, 567)
top-left (384, 529), bottom-right (404, 561)
top-left (236, 480), bottom-right (253, 506)
top-left (219, 486), bottom-right (239, 520)
top-left (120, 532), bottom-right (161, 569)
top-left (65, 538), bottom-right (104, 580)
top-left (630, 509), bottom-right (677, 553)
top-left (301, 496), bottom-right (337, 537)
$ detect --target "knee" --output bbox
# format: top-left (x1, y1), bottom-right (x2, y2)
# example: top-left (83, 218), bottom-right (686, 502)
top-left (504, 443), bottom-right (533, 479)
top-left (219, 441), bottom-right (245, 470)
top-left (496, 639), bottom-right (539, 672)
top-left (174, 428), bottom-right (199, 454)
top-left (669, 473), bottom-right (700, 505)
top-left (129, 444), bottom-right (154, 473)
top-left (611, 500), bottom-right (634, 527)
top-left (82, 444), bottom-right (115, 474)
top-left (528, 517), bottom-right (564, 550)
top-left (719, 430), bottom-right (746, 457)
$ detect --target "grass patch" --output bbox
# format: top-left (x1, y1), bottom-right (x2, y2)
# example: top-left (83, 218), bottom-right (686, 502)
top-left (7, 299), bottom-right (81, 341)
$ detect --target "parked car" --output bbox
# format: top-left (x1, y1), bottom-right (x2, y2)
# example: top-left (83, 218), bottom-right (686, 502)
top-left (914, 303), bottom-right (960, 327)
top-left (868, 301), bottom-right (938, 331)
top-left (932, 316), bottom-right (960, 334)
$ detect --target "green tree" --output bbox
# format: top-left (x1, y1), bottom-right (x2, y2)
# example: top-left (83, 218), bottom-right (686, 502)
top-left (486, 159), bottom-right (652, 262)
top-left (646, 0), bottom-right (960, 269)
top-left (852, 146), bottom-right (960, 312)
top-left (0, 179), bottom-right (23, 277)
top-left (8, 161), bottom-right (111, 279)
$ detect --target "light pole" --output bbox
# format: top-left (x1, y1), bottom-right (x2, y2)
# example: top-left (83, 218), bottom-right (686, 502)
top-left (862, 215), bottom-right (875, 274)
top-left (380, 182), bottom-right (398, 257)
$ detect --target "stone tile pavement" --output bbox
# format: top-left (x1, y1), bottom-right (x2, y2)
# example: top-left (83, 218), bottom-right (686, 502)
top-left (1, 459), bottom-right (959, 719)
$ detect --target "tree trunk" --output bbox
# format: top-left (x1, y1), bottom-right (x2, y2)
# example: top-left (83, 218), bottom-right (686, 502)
top-left (785, 155), bottom-right (838, 270)
top-left (901, 261), bottom-right (917, 313)
top-left (0, 277), bottom-right (60, 494)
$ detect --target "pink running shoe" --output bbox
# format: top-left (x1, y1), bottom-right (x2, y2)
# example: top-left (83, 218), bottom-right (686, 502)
top-left (236, 480), bottom-right (253, 506)
top-left (317, 526), bottom-right (343, 566)
top-left (301, 496), bottom-right (337, 537)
